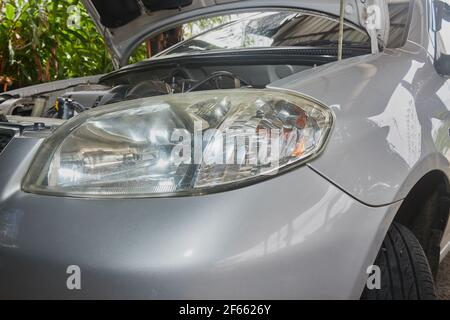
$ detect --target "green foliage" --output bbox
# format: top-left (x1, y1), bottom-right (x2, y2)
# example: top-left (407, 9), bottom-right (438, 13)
top-left (128, 42), bottom-right (147, 65)
top-left (0, 0), bottom-right (113, 88)
top-left (0, 0), bottom-right (234, 88)
top-left (183, 16), bottom-right (232, 39)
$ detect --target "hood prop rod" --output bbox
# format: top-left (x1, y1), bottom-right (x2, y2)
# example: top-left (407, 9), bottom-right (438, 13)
top-left (338, 0), bottom-right (345, 61)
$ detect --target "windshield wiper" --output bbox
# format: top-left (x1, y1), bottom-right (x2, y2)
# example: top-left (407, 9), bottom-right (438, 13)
top-left (292, 40), bottom-right (371, 48)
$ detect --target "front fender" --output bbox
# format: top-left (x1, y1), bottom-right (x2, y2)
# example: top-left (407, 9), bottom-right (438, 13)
top-left (270, 42), bottom-right (450, 206)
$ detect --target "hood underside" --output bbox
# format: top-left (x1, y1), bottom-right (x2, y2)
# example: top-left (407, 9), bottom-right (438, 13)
top-left (81, 0), bottom-right (389, 67)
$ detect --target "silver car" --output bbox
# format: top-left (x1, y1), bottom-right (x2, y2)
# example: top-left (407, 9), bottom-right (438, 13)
top-left (0, 0), bottom-right (449, 299)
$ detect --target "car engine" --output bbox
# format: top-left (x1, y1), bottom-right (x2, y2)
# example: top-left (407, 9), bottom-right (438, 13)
top-left (0, 56), bottom-right (315, 122)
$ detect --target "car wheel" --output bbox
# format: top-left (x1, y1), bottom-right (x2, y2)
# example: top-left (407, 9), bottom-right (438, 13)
top-left (362, 223), bottom-right (437, 300)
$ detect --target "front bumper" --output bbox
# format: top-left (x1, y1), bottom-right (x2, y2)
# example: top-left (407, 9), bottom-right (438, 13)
top-left (0, 137), bottom-right (399, 299)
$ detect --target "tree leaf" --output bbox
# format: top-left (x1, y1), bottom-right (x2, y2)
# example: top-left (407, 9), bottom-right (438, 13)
top-left (5, 3), bottom-right (16, 20)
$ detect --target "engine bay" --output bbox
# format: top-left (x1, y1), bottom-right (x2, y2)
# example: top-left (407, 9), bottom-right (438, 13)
top-left (0, 52), bottom-right (326, 122)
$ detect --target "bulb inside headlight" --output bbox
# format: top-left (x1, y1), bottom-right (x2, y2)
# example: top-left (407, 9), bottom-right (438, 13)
top-left (23, 89), bottom-right (332, 197)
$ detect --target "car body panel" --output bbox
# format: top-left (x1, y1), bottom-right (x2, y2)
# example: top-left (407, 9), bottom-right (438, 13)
top-left (81, 0), bottom-right (389, 67)
top-left (270, 42), bottom-right (450, 207)
top-left (0, 136), bottom-right (400, 299)
top-left (268, 0), bottom-right (450, 208)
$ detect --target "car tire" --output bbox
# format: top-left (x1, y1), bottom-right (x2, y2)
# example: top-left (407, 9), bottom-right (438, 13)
top-left (362, 223), bottom-right (437, 300)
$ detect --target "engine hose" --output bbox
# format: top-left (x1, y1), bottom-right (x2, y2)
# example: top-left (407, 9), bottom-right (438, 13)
top-left (186, 71), bottom-right (250, 93)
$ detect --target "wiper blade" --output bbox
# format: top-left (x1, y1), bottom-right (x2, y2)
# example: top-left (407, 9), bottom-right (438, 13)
top-left (293, 40), bottom-right (370, 48)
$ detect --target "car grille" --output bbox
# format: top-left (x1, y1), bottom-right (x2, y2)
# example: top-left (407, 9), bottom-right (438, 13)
top-left (0, 130), bottom-right (15, 154)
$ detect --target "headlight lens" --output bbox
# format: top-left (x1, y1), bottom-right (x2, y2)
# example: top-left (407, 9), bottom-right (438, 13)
top-left (23, 89), bottom-right (332, 197)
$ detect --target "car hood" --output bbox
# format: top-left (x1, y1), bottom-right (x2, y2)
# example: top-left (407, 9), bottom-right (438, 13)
top-left (81, 0), bottom-right (389, 68)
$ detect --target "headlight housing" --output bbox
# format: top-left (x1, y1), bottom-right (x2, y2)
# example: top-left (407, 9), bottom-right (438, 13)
top-left (23, 89), bottom-right (332, 198)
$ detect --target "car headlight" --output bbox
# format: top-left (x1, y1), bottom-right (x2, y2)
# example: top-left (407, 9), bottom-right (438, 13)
top-left (23, 89), bottom-right (333, 198)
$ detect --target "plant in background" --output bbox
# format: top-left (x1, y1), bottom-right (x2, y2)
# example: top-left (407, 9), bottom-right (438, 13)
top-left (128, 15), bottom-right (232, 65)
top-left (0, 0), bottom-right (113, 90)
top-left (0, 0), bottom-right (233, 89)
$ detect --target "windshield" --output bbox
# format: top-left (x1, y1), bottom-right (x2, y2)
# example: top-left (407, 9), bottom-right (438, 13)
top-left (160, 11), bottom-right (370, 57)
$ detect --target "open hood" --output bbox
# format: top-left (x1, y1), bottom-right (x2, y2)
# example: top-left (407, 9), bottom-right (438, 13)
top-left (81, 0), bottom-right (389, 68)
